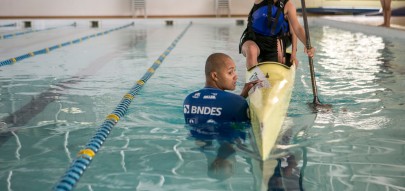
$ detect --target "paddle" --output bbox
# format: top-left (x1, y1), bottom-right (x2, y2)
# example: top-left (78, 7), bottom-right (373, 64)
top-left (300, 0), bottom-right (332, 111)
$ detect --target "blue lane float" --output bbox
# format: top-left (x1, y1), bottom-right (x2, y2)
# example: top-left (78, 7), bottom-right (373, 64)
top-left (53, 22), bottom-right (192, 191)
top-left (0, 22), bottom-right (135, 67)
top-left (0, 22), bottom-right (75, 40)
top-left (0, 23), bottom-right (16, 27)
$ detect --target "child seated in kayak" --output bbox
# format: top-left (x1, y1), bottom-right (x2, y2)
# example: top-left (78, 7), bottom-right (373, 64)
top-left (239, 0), bottom-right (315, 69)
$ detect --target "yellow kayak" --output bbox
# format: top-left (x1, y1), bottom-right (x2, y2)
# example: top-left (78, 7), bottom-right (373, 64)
top-left (251, 159), bottom-right (279, 191)
top-left (246, 62), bottom-right (296, 161)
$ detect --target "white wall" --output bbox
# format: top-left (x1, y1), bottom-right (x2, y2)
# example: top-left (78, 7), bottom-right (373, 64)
top-left (291, 0), bottom-right (405, 9)
top-left (143, 0), bottom-right (251, 16)
top-left (0, 0), bottom-right (404, 18)
top-left (0, 0), bottom-right (252, 17)
top-left (0, 0), bottom-right (133, 17)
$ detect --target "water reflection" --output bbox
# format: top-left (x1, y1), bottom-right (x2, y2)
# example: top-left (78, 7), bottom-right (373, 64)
top-left (315, 26), bottom-right (397, 130)
top-left (186, 121), bottom-right (306, 191)
top-left (297, 24), bottom-right (405, 189)
top-left (374, 38), bottom-right (405, 110)
top-left (317, 26), bottom-right (385, 99)
top-left (185, 122), bottom-right (248, 181)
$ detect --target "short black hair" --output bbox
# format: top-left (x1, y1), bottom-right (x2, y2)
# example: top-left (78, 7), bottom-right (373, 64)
top-left (205, 53), bottom-right (231, 77)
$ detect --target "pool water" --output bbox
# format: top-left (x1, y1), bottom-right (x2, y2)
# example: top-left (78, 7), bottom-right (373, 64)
top-left (0, 19), bottom-right (404, 191)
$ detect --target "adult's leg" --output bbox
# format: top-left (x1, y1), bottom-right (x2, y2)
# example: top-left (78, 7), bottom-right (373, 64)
top-left (385, 0), bottom-right (392, 27)
top-left (380, 0), bottom-right (392, 27)
top-left (242, 40), bottom-right (261, 70)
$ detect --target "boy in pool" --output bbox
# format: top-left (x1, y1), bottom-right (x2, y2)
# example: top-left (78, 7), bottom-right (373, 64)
top-left (183, 53), bottom-right (259, 180)
top-left (239, 0), bottom-right (315, 70)
top-left (183, 52), bottom-right (259, 127)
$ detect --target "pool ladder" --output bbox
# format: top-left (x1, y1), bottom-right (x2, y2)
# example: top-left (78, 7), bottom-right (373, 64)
top-left (132, 0), bottom-right (147, 18)
top-left (216, 0), bottom-right (231, 17)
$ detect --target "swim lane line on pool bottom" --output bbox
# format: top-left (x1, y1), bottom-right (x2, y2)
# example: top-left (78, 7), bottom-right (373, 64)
top-left (53, 22), bottom-right (192, 191)
top-left (0, 22), bottom-right (134, 67)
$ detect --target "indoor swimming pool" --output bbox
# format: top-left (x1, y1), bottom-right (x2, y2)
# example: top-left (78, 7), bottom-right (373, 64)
top-left (0, 18), bottom-right (404, 191)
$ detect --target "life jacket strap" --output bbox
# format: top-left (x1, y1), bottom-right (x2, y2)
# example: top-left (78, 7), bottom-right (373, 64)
top-left (270, 0), bottom-right (287, 35)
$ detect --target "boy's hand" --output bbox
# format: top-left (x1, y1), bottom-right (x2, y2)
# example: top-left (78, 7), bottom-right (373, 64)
top-left (240, 80), bottom-right (261, 98)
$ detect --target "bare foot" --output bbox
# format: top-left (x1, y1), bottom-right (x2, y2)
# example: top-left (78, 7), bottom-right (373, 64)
top-left (379, 23), bottom-right (390, 27)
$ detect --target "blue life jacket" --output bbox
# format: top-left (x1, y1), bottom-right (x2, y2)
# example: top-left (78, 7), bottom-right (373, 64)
top-left (251, 0), bottom-right (290, 37)
top-left (183, 87), bottom-right (250, 141)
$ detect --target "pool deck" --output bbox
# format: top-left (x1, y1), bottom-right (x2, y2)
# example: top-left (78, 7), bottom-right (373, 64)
top-left (306, 15), bottom-right (405, 40)
top-left (320, 15), bottom-right (405, 31)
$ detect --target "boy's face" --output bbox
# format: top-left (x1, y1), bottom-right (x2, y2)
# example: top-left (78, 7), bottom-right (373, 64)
top-left (214, 58), bottom-right (238, 91)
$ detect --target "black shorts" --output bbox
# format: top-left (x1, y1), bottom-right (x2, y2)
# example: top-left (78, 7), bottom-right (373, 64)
top-left (239, 30), bottom-right (291, 63)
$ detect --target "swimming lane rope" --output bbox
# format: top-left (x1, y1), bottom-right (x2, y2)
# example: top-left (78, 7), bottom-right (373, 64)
top-left (0, 22), bottom-right (134, 67)
top-left (53, 22), bottom-right (192, 191)
top-left (0, 22), bottom-right (75, 40)
top-left (0, 23), bottom-right (16, 27)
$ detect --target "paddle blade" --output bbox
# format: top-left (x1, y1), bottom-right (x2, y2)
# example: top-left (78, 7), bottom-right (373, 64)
top-left (308, 101), bottom-right (333, 113)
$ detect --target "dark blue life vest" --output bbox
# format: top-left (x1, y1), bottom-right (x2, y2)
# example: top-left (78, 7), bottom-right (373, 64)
top-left (250, 0), bottom-right (290, 37)
top-left (238, 0), bottom-right (292, 58)
top-left (183, 87), bottom-right (250, 141)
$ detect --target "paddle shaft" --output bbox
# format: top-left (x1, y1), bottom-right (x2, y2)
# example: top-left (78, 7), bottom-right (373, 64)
top-left (299, 147), bottom-right (307, 191)
top-left (300, 0), bottom-right (321, 104)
